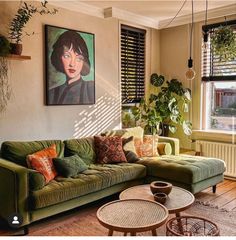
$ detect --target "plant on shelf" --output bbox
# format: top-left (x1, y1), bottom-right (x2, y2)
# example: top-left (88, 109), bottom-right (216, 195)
top-left (211, 25), bottom-right (236, 61)
top-left (9, 0), bottom-right (58, 54)
top-left (132, 98), bottom-right (162, 135)
top-left (149, 74), bottom-right (192, 136)
top-left (0, 35), bottom-right (12, 113)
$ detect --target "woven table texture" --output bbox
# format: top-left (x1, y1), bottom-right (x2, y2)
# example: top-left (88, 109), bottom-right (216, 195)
top-left (97, 199), bottom-right (168, 228)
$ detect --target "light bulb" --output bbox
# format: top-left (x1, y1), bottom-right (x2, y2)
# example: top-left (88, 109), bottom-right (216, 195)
top-left (185, 57), bottom-right (196, 80)
top-left (185, 68), bottom-right (196, 80)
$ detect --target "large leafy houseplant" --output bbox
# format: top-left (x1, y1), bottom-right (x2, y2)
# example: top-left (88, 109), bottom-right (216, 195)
top-left (211, 25), bottom-right (236, 61)
top-left (149, 74), bottom-right (192, 136)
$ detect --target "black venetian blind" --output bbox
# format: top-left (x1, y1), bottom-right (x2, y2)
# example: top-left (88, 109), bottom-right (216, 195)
top-left (121, 24), bottom-right (146, 104)
top-left (202, 20), bottom-right (236, 81)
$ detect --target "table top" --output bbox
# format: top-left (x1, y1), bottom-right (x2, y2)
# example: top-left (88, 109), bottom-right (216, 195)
top-left (96, 199), bottom-right (168, 232)
top-left (119, 185), bottom-right (195, 214)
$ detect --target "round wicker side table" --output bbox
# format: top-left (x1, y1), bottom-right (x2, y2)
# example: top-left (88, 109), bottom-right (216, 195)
top-left (97, 199), bottom-right (168, 236)
top-left (166, 216), bottom-right (220, 236)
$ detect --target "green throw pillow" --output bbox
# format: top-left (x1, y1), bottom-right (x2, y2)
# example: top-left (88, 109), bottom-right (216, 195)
top-left (53, 155), bottom-right (88, 178)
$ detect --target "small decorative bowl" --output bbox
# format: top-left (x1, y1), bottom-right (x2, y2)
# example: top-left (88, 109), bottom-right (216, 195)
top-left (154, 192), bottom-right (167, 204)
top-left (150, 181), bottom-right (172, 195)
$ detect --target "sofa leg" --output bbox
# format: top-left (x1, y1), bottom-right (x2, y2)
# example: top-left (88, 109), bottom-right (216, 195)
top-left (212, 185), bottom-right (216, 193)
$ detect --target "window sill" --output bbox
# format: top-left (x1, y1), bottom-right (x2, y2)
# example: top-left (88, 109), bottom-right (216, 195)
top-left (192, 130), bottom-right (236, 144)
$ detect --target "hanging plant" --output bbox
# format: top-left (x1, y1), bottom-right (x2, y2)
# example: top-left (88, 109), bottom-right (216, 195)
top-left (211, 25), bottom-right (236, 61)
top-left (0, 35), bottom-right (11, 113)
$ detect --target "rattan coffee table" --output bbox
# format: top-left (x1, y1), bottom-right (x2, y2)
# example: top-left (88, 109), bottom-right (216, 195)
top-left (96, 199), bottom-right (168, 236)
top-left (120, 185), bottom-right (195, 218)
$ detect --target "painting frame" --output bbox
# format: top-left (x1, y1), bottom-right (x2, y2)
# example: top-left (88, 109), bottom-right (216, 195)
top-left (45, 24), bottom-right (95, 105)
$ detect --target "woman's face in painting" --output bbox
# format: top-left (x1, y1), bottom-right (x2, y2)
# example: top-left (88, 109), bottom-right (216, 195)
top-left (61, 44), bottom-right (84, 80)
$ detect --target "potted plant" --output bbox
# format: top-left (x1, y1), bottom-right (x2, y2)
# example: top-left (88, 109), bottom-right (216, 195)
top-left (0, 35), bottom-right (11, 113)
top-left (211, 25), bottom-right (236, 61)
top-left (149, 74), bottom-right (192, 136)
top-left (9, 1), bottom-right (58, 55)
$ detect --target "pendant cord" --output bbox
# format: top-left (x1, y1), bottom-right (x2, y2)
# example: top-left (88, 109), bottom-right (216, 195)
top-left (189, 0), bottom-right (194, 59)
top-left (204, 0), bottom-right (208, 26)
top-left (163, 0), bottom-right (187, 28)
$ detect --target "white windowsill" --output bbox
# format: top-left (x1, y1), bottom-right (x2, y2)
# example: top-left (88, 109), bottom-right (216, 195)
top-left (192, 130), bottom-right (236, 144)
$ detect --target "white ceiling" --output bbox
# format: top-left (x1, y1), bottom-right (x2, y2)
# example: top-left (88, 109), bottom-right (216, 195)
top-left (81, 0), bottom-right (236, 22)
top-left (51, 1), bottom-right (236, 29)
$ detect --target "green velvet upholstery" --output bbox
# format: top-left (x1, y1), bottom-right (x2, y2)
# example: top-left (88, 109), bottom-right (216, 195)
top-left (64, 137), bottom-right (96, 165)
top-left (54, 155), bottom-right (88, 178)
top-left (1, 140), bottom-right (64, 167)
top-left (29, 163), bottom-right (146, 209)
top-left (28, 169), bottom-right (46, 191)
top-left (158, 136), bottom-right (179, 155)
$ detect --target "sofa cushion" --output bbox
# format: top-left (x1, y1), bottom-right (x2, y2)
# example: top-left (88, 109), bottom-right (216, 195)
top-left (157, 142), bottom-right (172, 155)
top-left (102, 127), bottom-right (144, 156)
top-left (139, 155), bottom-right (225, 184)
top-left (94, 136), bottom-right (127, 164)
top-left (27, 144), bottom-right (58, 183)
top-left (1, 140), bottom-right (64, 167)
top-left (54, 155), bottom-right (88, 178)
top-left (64, 137), bottom-right (96, 165)
top-left (29, 163), bottom-right (146, 209)
top-left (140, 135), bottom-right (159, 157)
top-left (28, 169), bottom-right (46, 191)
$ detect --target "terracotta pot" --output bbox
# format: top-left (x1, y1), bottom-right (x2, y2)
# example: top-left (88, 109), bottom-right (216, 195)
top-left (150, 181), bottom-right (172, 195)
top-left (10, 43), bottom-right (22, 55)
top-left (154, 192), bottom-right (167, 204)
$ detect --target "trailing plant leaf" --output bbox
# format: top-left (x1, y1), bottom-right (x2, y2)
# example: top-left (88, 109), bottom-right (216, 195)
top-left (0, 57), bottom-right (11, 113)
top-left (169, 125), bottom-right (177, 134)
top-left (211, 25), bottom-right (236, 61)
top-left (0, 35), bottom-right (11, 56)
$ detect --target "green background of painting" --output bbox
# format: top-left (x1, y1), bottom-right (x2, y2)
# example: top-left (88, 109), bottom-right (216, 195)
top-left (47, 26), bottom-right (95, 89)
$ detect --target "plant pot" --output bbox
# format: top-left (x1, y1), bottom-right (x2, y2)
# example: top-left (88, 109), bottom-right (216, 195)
top-left (160, 123), bottom-right (169, 137)
top-left (150, 181), bottom-right (172, 195)
top-left (10, 43), bottom-right (22, 55)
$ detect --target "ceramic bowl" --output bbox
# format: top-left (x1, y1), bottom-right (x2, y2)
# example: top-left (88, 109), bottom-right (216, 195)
top-left (150, 181), bottom-right (172, 195)
top-left (153, 192), bottom-right (167, 204)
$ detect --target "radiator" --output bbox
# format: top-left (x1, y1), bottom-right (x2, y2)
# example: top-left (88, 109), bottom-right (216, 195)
top-left (196, 140), bottom-right (236, 178)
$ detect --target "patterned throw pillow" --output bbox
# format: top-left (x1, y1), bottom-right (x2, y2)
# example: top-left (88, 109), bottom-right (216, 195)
top-left (26, 144), bottom-right (58, 183)
top-left (102, 127), bottom-right (144, 156)
top-left (140, 135), bottom-right (159, 157)
top-left (94, 136), bottom-right (127, 164)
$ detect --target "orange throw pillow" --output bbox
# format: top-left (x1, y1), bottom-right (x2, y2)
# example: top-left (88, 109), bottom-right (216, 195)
top-left (27, 144), bottom-right (58, 183)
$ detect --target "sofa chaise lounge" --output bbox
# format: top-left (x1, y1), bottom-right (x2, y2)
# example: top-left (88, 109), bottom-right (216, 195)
top-left (0, 131), bottom-right (225, 233)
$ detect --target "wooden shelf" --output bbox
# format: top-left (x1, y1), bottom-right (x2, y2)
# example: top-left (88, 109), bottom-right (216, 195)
top-left (6, 54), bottom-right (31, 61)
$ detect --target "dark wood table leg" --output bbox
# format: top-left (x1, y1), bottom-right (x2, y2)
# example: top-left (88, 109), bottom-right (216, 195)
top-left (108, 229), bottom-right (113, 236)
top-left (124, 232), bottom-right (127, 236)
top-left (152, 229), bottom-right (157, 236)
top-left (175, 212), bottom-right (184, 234)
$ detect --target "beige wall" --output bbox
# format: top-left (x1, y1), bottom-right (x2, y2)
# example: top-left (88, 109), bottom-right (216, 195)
top-left (0, 1), bottom-right (122, 144)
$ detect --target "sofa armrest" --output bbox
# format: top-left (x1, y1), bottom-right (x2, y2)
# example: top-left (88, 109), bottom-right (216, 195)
top-left (158, 136), bottom-right (180, 155)
top-left (0, 158), bottom-right (30, 226)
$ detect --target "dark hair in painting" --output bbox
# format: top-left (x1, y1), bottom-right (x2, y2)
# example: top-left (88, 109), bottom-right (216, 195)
top-left (51, 30), bottom-right (90, 76)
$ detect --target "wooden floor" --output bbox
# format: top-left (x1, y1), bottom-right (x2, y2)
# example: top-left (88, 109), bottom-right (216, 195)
top-left (0, 179), bottom-right (235, 236)
top-left (195, 179), bottom-right (236, 211)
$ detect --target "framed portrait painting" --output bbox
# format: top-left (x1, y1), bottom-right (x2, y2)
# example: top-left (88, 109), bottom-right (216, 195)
top-left (45, 25), bottom-right (95, 105)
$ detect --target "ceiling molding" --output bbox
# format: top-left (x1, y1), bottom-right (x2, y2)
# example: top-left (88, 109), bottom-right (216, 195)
top-left (104, 7), bottom-right (159, 29)
top-left (50, 1), bottom-right (104, 19)
top-left (159, 3), bottom-right (236, 29)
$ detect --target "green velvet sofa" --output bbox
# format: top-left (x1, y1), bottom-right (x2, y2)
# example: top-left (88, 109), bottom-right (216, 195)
top-left (0, 135), bottom-right (225, 233)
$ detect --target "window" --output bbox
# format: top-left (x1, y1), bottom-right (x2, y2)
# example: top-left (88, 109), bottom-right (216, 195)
top-left (202, 20), bottom-right (236, 131)
top-left (121, 25), bottom-right (146, 104)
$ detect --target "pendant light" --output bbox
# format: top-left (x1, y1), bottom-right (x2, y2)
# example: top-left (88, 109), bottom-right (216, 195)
top-left (202, 0), bottom-right (209, 52)
top-left (185, 0), bottom-right (196, 81)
